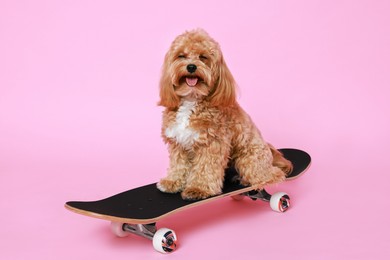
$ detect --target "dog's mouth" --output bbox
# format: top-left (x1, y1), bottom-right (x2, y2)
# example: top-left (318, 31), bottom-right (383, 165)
top-left (175, 75), bottom-right (209, 99)
top-left (185, 76), bottom-right (199, 87)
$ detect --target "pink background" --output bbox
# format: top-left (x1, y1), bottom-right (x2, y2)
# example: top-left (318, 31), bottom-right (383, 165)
top-left (1, 0), bottom-right (389, 259)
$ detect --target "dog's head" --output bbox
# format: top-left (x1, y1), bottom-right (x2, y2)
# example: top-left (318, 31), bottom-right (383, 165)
top-left (158, 29), bottom-right (237, 108)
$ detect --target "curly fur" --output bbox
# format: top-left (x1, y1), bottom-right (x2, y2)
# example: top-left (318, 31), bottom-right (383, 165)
top-left (157, 29), bottom-right (292, 200)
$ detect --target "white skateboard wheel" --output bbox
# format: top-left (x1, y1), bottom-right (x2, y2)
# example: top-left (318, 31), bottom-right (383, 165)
top-left (270, 192), bottom-right (290, 212)
top-left (110, 222), bottom-right (129, 237)
top-left (152, 228), bottom-right (177, 253)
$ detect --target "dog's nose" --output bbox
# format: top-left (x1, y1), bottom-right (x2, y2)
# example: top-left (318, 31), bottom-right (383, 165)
top-left (187, 64), bottom-right (197, 73)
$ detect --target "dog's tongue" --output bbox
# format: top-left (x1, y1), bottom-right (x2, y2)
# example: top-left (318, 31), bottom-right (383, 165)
top-left (186, 77), bottom-right (198, 87)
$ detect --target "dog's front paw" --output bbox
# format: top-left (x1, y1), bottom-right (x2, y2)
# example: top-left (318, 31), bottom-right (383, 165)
top-left (157, 179), bottom-right (184, 194)
top-left (181, 187), bottom-right (219, 201)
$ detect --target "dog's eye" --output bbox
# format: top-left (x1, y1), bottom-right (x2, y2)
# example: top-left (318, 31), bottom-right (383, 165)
top-left (199, 55), bottom-right (208, 60)
top-left (178, 55), bottom-right (186, 59)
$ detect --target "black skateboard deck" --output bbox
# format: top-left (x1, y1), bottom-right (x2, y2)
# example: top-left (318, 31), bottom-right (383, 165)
top-left (65, 148), bottom-right (311, 253)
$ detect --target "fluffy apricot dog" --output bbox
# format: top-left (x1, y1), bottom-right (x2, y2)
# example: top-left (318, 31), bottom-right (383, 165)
top-left (157, 29), bottom-right (292, 200)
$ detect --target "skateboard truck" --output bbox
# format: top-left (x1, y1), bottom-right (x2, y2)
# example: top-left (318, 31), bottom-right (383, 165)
top-left (121, 223), bottom-right (157, 240)
top-left (235, 189), bottom-right (291, 212)
top-left (110, 222), bottom-right (177, 253)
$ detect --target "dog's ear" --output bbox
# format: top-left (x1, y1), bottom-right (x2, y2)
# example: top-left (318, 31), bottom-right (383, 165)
top-left (158, 53), bottom-right (180, 109)
top-left (208, 55), bottom-right (237, 107)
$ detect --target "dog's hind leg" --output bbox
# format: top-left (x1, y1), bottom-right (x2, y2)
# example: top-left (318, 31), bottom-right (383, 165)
top-left (233, 139), bottom-right (286, 189)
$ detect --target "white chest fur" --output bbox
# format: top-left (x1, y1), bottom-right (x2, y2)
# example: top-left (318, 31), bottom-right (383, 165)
top-left (165, 101), bottom-right (199, 149)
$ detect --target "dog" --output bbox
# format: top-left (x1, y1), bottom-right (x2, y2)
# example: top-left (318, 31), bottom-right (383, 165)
top-left (156, 29), bottom-right (292, 200)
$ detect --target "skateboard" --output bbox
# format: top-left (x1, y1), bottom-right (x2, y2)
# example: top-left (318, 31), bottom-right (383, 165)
top-left (65, 148), bottom-right (311, 253)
